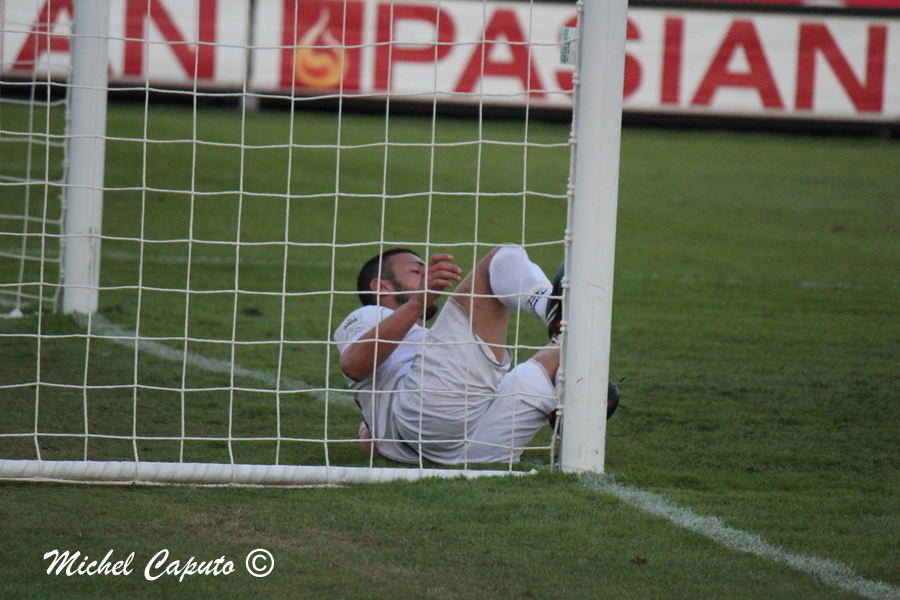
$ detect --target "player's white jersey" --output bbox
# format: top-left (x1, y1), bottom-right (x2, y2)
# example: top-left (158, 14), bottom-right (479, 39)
top-left (334, 305), bottom-right (422, 463)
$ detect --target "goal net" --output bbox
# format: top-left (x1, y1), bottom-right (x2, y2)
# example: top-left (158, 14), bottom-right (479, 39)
top-left (0, 0), bottom-right (626, 485)
top-left (0, 4), bottom-right (69, 316)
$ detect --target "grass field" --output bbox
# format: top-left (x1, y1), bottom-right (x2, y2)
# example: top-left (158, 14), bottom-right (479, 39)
top-left (1, 102), bottom-right (898, 598)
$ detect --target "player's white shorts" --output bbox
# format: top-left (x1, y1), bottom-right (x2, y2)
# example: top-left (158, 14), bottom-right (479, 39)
top-left (393, 298), bottom-right (557, 464)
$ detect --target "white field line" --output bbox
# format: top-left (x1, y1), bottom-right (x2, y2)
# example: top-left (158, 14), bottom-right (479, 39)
top-left (582, 474), bottom-right (899, 600)
top-left (0, 295), bottom-right (351, 406)
top-left (74, 312), bottom-right (354, 406)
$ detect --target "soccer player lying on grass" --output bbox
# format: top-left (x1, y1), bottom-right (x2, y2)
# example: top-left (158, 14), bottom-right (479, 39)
top-left (334, 246), bottom-right (618, 465)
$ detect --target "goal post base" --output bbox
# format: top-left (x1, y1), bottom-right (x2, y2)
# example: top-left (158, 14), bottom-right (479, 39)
top-left (0, 459), bottom-right (534, 486)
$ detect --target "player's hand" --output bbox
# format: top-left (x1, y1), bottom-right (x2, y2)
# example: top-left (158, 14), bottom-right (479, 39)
top-left (419, 254), bottom-right (462, 309)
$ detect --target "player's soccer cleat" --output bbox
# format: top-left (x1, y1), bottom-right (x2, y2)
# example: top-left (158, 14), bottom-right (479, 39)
top-left (546, 383), bottom-right (621, 428)
top-left (606, 383), bottom-right (620, 419)
top-left (546, 262), bottom-right (564, 341)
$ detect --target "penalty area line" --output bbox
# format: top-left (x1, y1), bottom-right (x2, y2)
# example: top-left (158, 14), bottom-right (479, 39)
top-left (71, 312), bottom-right (354, 406)
top-left (582, 474), bottom-right (899, 600)
top-left (0, 296), bottom-right (353, 407)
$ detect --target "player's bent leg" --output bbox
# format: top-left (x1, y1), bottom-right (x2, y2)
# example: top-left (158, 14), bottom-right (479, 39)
top-left (463, 358), bottom-right (557, 463)
top-left (452, 245), bottom-right (553, 362)
top-left (529, 345), bottom-right (560, 383)
top-left (487, 245), bottom-right (553, 322)
top-left (451, 247), bottom-right (511, 362)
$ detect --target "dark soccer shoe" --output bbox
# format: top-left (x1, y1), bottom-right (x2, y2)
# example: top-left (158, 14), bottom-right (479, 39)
top-left (546, 383), bottom-right (621, 428)
top-left (546, 262), bottom-right (564, 341)
top-left (606, 383), bottom-right (620, 420)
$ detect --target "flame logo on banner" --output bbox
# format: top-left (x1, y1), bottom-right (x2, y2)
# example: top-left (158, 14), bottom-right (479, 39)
top-left (294, 9), bottom-right (347, 89)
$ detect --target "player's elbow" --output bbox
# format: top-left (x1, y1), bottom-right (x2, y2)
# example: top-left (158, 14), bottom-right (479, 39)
top-left (340, 354), bottom-right (370, 382)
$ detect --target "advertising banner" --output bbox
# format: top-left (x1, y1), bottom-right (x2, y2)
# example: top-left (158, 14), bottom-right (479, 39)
top-left (1, 0), bottom-right (247, 87)
top-left (3, 0), bottom-right (897, 123)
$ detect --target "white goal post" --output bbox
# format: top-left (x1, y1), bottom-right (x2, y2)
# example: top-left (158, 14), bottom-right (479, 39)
top-left (560, 0), bottom-right (628, 474)
top-left (60, 0), bottom-right (109, 315)
top-left (0, 0), bottom-right (627, 485)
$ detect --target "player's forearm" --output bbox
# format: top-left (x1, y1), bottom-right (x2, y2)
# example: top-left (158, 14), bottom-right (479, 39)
top-left (339, 301), bottom-right (424, 381)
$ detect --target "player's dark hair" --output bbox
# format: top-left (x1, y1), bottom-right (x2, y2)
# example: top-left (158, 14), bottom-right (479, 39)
top-left (356, 248), bottom-right (420, 306)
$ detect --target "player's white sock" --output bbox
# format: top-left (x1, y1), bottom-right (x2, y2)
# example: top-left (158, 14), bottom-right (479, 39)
top-left (488, 245), bottom-right (552, 324)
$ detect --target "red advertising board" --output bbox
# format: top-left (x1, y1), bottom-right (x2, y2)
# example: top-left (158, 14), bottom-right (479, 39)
top-left (668, 0), bottom-right (898, 8)
top-left (280, 0), bottom-right (364, 92)
top-left (2, 0), bottom-right (245, 86)
top-left (2, 0), bottom-right (898, 124)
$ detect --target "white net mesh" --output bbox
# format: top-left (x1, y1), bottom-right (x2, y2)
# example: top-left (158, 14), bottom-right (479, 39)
top-left (0, 3), bottom-right (70, 315)
top-left (0, 0), bottom-right (580, 484)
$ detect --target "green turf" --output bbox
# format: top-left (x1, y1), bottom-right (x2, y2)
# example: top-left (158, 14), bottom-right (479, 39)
top-left (1, 102), bottom-right (897, 598)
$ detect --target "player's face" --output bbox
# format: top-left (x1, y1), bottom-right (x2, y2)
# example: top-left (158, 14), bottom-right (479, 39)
top-left (386, 253), bottom-right (426, 292)
top-left (384, 253), bottom-right (438, 319)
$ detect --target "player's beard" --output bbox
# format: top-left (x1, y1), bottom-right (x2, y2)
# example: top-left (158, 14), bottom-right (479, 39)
top-left (391, 281), bottom-right (438, 321)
